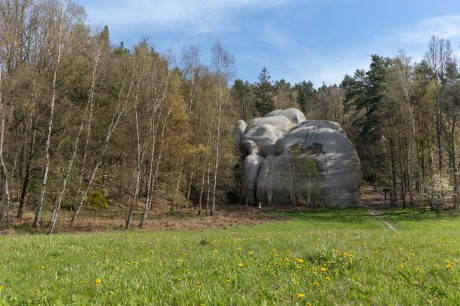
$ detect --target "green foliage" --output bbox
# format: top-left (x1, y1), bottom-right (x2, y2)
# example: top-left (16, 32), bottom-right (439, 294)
top-left (84, 191), bottom-right (109, 210)
top-left (254, 67), bottom-right (275, 116)
top-left (1, 209), bottom-right (460, 304)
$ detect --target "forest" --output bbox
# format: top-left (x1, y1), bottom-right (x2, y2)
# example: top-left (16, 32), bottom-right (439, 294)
top-left (0, 0), bottom-right (459, 233)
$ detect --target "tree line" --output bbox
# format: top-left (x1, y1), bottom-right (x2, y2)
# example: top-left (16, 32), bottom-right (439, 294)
top-left (0, 0), bottom-right (458, 232)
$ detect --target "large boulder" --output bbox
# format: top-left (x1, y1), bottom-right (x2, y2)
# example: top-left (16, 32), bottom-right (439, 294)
top-left (241, 124), bottom-right (285, 157)
top-left (235, 109), bottom-right (361, 207)
top-left (266, 108), bottom-right (307, 125)
top-left (243, 154), bottom-right (265, 204)
top-left (251, 116), bottom-right (294, 133)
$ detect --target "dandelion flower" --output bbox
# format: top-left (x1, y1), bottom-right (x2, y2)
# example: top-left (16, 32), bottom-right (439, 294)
top-left (0, 285), bottom-right (4, 290)
top-left (295, 293), bottom-right (306, 298)
top-left (397, 264), bottom-right (404, 270)
top-left (35, 288), bottom-right (40, 294)
top-left (40, 266), bottom-right (45, 270)
top-left (297, 258), bottom-right (304, 263)
top-left (213, 250), bottom-right (219, 253)
top-left (313, 281), bottom-right (320, 286)
top-left (82, 280), bottom-right (88, 285)
top-left (95, 278), bottom-right (102, 285)
top-left (320, 267), bottom-right (328, 273)
top-left (325, 276), bottom-right (331, 281)
top-left (238, 263), bottom-right (244, 268)
top-left (248, 251), bottom-right (254, 256)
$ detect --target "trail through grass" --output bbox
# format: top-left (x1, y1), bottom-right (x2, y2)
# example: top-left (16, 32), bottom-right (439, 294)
top-left (0, 208), bottom-right (459, 305)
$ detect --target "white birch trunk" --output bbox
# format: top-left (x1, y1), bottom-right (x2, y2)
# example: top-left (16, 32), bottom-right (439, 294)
top-left (0, 69), bottom-right (13, 228)
top-left (71, 77), bottom-right (134, 222)
top-left (33, 3), bottom-right (65, 229)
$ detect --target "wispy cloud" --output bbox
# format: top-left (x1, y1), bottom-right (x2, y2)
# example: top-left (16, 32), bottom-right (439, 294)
top-left (394, 14), bottom-right (460, 44)
top-left (84, 0), bottom-right (296, 34)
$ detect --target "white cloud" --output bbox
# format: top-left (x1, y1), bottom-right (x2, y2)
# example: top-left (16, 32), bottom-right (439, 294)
top-left (394, 14), bottom-right (460, 44)
top-left (84, 0), bottom-right (296, 34)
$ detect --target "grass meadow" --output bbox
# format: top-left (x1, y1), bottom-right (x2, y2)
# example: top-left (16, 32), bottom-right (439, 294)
top-left (0, 208), bottom-right (459, 305)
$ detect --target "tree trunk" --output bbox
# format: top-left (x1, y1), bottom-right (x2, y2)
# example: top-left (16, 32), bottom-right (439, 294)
top-left (33, 4), bottom-right (65, 229)
top-left (17, 114), bottom-right (37, 219)
top-left (0, 70), bottom-right (12, 228)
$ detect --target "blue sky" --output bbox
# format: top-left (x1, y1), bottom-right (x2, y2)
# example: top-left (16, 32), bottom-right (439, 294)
top-left (78, 0), bottom-right (460, 87)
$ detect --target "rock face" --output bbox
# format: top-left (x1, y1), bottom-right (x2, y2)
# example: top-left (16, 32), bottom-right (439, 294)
top-left (236, 109), bottom-right (360, 206)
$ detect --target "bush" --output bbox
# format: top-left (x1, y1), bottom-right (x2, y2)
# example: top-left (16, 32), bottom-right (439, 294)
top-left (84, 191), bottom-right (109, 210)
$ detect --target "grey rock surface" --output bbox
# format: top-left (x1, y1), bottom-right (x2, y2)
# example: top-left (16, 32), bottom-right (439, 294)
top-left (259, 120), bottom-right (361, 206)
top-left (234, 120), bottom-right (247, 148)
top-left (243, 154), bottom-right (265, 204)
top-left (241, 140), bottom-right (259, 156)
top-left (236, 108), bottom-right (361, 207)
top-left (241, 124), bottom-right (285, 157)
top-left (251, 116), bottom-right (294, 133)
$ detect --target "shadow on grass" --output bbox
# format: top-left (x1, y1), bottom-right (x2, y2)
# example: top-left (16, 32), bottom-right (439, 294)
top-left (380, 209), bottom-right (443, 221)
top-left (271, 207), bottom-right (377, 229)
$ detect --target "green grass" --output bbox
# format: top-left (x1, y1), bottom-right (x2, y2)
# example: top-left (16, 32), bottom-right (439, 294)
top-left (0, 208), bottom-right (459, 305)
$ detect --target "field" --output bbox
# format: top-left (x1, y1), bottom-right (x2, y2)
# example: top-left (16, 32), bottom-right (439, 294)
top-left (1, 207), bottom-right (459, 305)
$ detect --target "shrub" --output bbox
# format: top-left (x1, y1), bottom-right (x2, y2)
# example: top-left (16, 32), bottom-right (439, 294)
top-left (84, 191), bottom-right (109, 210)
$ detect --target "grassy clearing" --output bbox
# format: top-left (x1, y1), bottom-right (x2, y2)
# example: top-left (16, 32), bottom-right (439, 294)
top-left (0, 208), bottom-right (459, 305)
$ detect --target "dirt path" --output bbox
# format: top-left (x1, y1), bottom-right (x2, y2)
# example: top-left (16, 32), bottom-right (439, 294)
top-left (361, 185), bottom-right (397, 231)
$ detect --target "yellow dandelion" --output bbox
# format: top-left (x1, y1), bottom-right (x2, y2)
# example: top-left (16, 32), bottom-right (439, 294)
top-left (320, 267), bottom-right (328, 273)
top-left (325, 276), bottom-right (331, 281)
top-left (133, 261), bottom-right (139, 265)
top-left (115, 266), bottom-right (120, 272)
top-left (313, 281), bottom-right (320, 286)
top-left (237, 247), bottom-right (242, 251)
top-left (238, 263), bottom-right (244, 268)
top-left (95, 278), bottom-right (102, 285)
top-left (274, 254), bottom-right (279, 257)
top-left (178, 259), bottom-right (183, 264)
top-left (40, 266), bottom-right (45, 270)
top-left (213, 250), bottom-right (219, 253)
top-left (197, 285), bottom-right (202, 289)
top-left (397, 263), bottom-right (404, 270)
top-left (225, 279), bottom-right (231, 284)
top-left (311, 267), bottom-right (317, 274)
top-left (343, 253), bottom-right (349, 258)
top-left (297, 258), bottom-right (304, 263)
top-left (35, 288), bottom-right (40, 294)
top-left (306, 303), bottom-right (312, 306)
top-left (416, 268), bottom-right (421, 273)
top-left (434, 264), bottom-right (440, 269)
top-left (296, 265), bottom-right (302, 269)
top-left (295, 293), bottom-right (306, 298)
top-left (248, 251), bottom-right (254, 256)
top-left (82, 280), bottom-right (88, 285)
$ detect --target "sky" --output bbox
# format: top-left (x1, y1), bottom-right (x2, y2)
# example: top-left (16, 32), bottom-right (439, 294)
top-left (77, 0), bottom-right (460, 87)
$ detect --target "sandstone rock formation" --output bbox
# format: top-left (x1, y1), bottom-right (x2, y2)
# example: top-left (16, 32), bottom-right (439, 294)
top-left (236, 108), bottom-right (360, 207)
